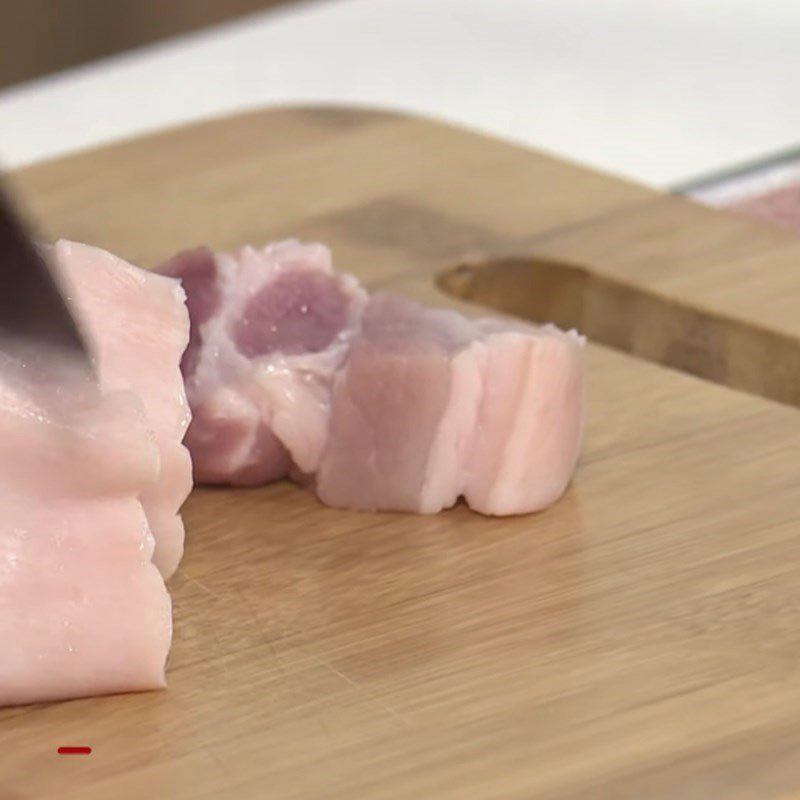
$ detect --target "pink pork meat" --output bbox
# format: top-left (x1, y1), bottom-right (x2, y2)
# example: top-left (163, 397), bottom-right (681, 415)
top-left (0, 358), bottom-right (171, 706)
top-left (1, 240), bottom-right (190, 705)
top-left (159, 240), bottom-right (366, 485)
top-left (316, 295), bottom-right (585, 514)
top-left (48, 241), bottom-right (192, 578)
top-left (162, 241), bottom-right (585, 515)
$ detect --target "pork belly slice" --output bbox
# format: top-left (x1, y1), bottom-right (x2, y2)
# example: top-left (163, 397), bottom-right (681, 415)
top-left (162, 241), bottom-right (585, 514)
top-left (0, 363), bottom-right (170, 707)
top-left (315, 294), bottom-right (586, 514)
top-left (158, 240), bottom-right (367, 485)
top-left (49, 241), bottom-right (192, 578)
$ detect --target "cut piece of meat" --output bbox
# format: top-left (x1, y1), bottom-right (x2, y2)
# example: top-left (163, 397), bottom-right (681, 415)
top-left (158, 240), bottom-right (367, 485)
top-left (48, 241), bottom-right (192, 579)
top-left (164, 238), bottom-right (585, 516)
top-left (0, 358), bottom-right (171, 707)
top-left (0, 235), bottom-right (190, 706)
top-left (315, 294), bottom-right (586, 514)
top-left (314, 295), bottom-right (482, 513)
top-left (463, 319), bottom-right (586, 514)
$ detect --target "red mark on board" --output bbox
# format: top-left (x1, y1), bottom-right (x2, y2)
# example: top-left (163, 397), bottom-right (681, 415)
top-left (57, 746), bottom-right (91, 755)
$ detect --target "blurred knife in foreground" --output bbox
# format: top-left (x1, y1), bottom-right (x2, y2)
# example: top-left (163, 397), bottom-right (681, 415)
top-left (0, 179), bottom-right (93, 373)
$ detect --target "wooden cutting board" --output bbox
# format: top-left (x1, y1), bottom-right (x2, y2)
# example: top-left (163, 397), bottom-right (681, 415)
top-left (3, 106), bottom-right (800, 800)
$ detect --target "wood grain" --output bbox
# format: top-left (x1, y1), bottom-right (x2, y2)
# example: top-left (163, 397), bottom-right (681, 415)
top-left (438, 255), bottom-right (800, 407)
top-left (2, 106), bottom-right (800, 799)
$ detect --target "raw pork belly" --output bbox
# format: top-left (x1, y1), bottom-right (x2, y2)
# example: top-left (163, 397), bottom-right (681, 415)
top-left (316, 295), bottom-right (585, 514)
top-left (0, 359), bottom-right (171, 706)
top-left (159, 241), bottom-right (366, 485)
top-left (48, 241), bottom-right (192, 578)
top-left (163, 241), bottom-right (585, 515)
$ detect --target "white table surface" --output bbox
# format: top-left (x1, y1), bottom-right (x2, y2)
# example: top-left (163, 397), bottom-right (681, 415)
top-left (1, 0), bottom-right (799, 187)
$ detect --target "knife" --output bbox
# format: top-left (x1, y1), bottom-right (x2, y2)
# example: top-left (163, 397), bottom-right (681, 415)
top-left (0, 179), bottom-right (93, 373)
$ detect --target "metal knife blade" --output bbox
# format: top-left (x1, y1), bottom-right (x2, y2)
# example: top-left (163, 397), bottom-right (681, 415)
top-left (0, 179), bottom-right (92, 371)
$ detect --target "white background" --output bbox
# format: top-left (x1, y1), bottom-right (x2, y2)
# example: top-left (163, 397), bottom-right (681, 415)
top-left (1, 0), bottom-right (798, 186)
